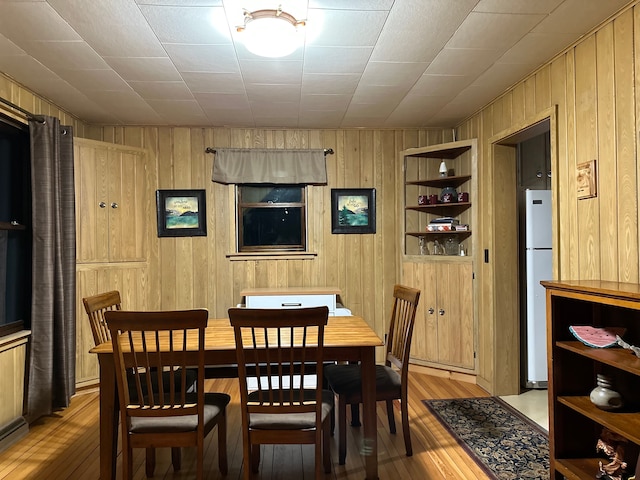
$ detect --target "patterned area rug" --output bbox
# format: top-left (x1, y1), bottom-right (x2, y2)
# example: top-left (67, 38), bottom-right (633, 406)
top-left (423, 397), bottom-right (549, 480)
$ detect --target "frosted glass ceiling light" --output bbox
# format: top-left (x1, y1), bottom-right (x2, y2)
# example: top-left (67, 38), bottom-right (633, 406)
top-left (237, 6), bottom-right (305, 58)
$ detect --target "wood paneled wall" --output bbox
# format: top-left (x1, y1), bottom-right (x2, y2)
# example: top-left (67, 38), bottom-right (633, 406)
top-left (455, 2), bottom-right (640, 392)
top-left (89, 127), bottom-right (453, 345)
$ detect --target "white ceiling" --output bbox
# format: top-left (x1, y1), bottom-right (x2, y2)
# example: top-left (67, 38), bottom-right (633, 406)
top-left (0, 0), bottom-right (631, 128)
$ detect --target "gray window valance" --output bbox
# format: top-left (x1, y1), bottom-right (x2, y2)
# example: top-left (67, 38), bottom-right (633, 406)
top-left (212, 148), bottom-right (327, 185)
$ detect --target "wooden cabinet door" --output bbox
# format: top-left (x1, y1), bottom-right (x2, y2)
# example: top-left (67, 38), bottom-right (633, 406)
top-left (436, 262), bottom-right (474, 369)
top-left (404, 260), bottom-right (475, 370)
top-left (405, 261), bottom-right (438, 363)
top-left (75, 139), bottom-right (148, 263)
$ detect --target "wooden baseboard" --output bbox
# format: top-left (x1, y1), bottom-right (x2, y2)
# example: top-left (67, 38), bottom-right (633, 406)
top-left (0, 417), bottom-right (28, 453)
top-left (408, 363), bottom-right (477, 384)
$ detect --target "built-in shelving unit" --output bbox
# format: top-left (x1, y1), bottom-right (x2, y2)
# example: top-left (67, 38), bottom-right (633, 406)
top-left (543, 280), bottom-right (640, 480)
top-left (398, 139), bottom-right (477, 373)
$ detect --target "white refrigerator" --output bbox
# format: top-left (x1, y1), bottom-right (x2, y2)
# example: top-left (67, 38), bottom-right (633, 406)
top-left (524, 189), bottom-right (552, 388)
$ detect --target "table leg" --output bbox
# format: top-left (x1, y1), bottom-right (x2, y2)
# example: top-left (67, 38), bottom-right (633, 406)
top-left (360, 346), bottom-right (378, 480)
top-left (98, 354), bottom-right (118, 480)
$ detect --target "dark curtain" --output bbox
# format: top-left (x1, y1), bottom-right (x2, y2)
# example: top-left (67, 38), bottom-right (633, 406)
top-left (26, 115), bottom-right (76, 422)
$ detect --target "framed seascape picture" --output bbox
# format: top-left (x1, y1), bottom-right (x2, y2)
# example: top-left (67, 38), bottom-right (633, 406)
top-left (331, 188), bottom-right (376, 234)
top-left (156, 189), bottom-right (207, 237)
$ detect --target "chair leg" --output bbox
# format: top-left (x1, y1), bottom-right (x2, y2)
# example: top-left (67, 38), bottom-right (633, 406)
top-left (123, 444), bottom-right (133, 480)
top-left (338, 395), bottom-right (347, 465)
top-left (218, 410), bottom-right (228, 474)
top-left (386, 399), bottom-right (397, 434)
top-left (251, 444), bottom-right (260, 474)
top-left (350, 402), bottom-right (361, 427)
top-left (322, 416), bottom-right (331, 474)
top-left (401, 398), bottom-right (413, 456)
top-left (145, 447), bottom-right (155, 477)
top-left (330, 403), bottom-right (335, 435)
top-left (171, 447), bottom-right (181, 471)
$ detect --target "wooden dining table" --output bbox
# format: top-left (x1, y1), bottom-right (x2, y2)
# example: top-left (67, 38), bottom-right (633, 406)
top-left (90, 315), bottom-right (384, 480)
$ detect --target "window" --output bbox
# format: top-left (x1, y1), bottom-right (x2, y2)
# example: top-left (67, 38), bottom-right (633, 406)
top-left (237, 185), bottom-right (306, 252)
top-left (0, 115), bottom-right (31, 337)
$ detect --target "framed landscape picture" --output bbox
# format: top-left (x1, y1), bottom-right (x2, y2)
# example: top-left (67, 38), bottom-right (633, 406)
top-left (331, 188), bottom-right (376, 234)
top-left (156, 189), bottom-right (207, 237)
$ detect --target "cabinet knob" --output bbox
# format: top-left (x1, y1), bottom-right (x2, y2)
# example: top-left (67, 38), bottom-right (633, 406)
top-left (439, 309), bottom-right (445, 316)
top-left (428, 307), bottom-right (435, 315)
top-left (111, 202), bottom-right (118, 209)
top-left (99, 202), bottom-right (106, 208)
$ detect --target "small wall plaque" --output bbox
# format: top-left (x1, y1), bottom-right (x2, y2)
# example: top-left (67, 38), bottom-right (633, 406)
top-left (577, 159), bottom-right (597, 200)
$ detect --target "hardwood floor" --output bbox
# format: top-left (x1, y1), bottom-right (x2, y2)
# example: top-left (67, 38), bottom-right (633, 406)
top-left (0, 371), bottom-right (495, 479)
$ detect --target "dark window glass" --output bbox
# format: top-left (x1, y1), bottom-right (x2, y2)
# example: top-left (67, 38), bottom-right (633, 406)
top-left (237, 185), bottom-right (305, 252)
top-left (0, 117), bottom-right (31, 336)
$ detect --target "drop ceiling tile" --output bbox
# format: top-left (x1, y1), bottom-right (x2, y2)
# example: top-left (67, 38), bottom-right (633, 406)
top-left (129, 81), bottom-right (194, 100)
top-left (473, 0), bottom-right (564, 14)
top-left (147, 99), bottom-right (209, 124)
top-left (425, 48), bottom-right (502, 77)
top-left (303, 46), bottom-right (372, 74)
top-left (359, 62), bottom-right (428, 87)
top-left (194, 92), bottom-right (250, 110)
top-left (23, 41), bottom-right (110, 70)
top-left (298, 110), bottom-right (345, 129)
top-left (300, 94), bottom-right (351, 110)
top-left (469, 63), bottom-right (531, 93)
top-left (446, 12), bottom-right (546, 51)
top-left (50, 0), bottom-right (152, 26)
top-left (306, 9), bottom-right (388, 48)
top-left (70, 25), bottom-right (166, 57)
top-left (308, 0), bottom-right (394, 9)
top-left (139, 5), bottom-right (231, 44)
top-left (498, 32), bottom-right (578, 66)
top-left (245, 83), bottom-right (301, 103)
top-left (137, 0), bottom-right (223, 5)
top-left (370, 0), bottom-right (477, 63)
top-left (58, 68), bottom-right (133, 92)
top-left (410, 74), bottom-right (473, 98)
top-left (351, 86), bottom-right (408, 105)
top-left (164, 44), bottom-right (239, 73)
top-left (239, 60), bottom-right (303, 84)
top-left (105, 57), bottom-right (182, 81)
top-left (301, 73), bottom-right (361, 95)
top-left (532, 0), bottom-right (631, 34)
top-left (181, 72), bottom-right (245, 93)
top-left (0, 35), bottom-right (28, 56)
top-left (0, 2), bottom-right (81, 42)
top-left (250, 101), bottom-right (300, 117)
top-left (202, 107), bottom-right (254, 127)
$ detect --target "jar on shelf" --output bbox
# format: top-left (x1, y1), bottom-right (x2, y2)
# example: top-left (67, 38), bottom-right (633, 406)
top-left (589, 374), bottom-right (623, 411)
top-left (444, 236), bottom-right (460, 256)
top-left (441, 186), bottom-right (457, 203)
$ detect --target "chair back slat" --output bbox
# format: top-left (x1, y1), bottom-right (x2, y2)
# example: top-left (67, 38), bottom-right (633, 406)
top-left (386, 285), bottom-right (421, 373)
top-left (82, 290), bottom-right (122, 345)
top-left (229, 307), bottom-right (328, 417)
top-left (105, 310), bottom-right (207, 419)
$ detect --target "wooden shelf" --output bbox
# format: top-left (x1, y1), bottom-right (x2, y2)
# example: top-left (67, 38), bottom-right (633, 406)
top-left (557, 341), bottom-right (640, 375)
top-left (555, 458), bottom-right (604, 480)
top-left (0, 221), bottom-right (26, 231)
top-left (557, 396), bottom-right (640, 444)
top-left (406, 231), bottom-right (471, 239)
top-left (406, 174), bottom-right (471, 188)
top-left (403, 144), bottom-right (472, 159)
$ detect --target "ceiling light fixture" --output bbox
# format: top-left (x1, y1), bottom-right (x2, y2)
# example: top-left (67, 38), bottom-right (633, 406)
top-left (237, 6), bottom-right (306, 58)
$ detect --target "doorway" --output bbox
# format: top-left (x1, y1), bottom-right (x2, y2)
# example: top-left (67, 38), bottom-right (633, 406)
top-left (488, 109), bottom-right (557, 396)
top-left (516, 132), bottom-right (552, 390)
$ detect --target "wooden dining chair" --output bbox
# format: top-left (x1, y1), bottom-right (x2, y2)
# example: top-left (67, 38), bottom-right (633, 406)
top-left (324, 284), bottom-right (421, 465)
top-left (228, 306), bottom-right (333, 480)
top-left (82, 290), bottom-right (188, 476)
top-left (105, 308), bottom-right (230, 480)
